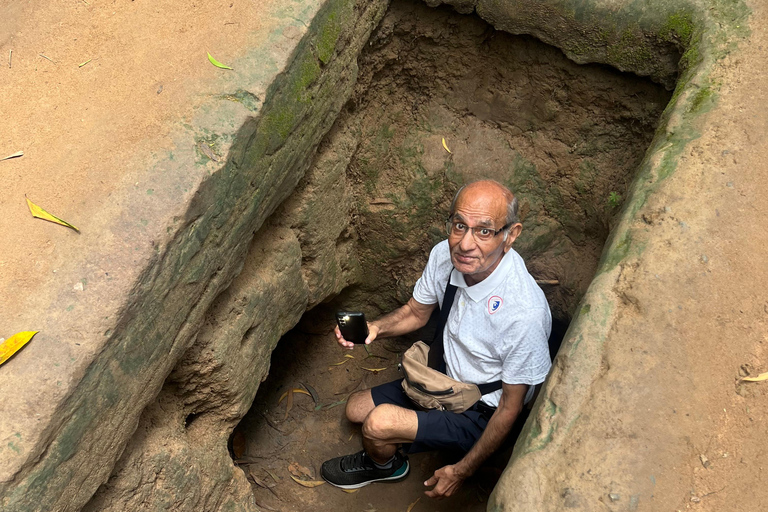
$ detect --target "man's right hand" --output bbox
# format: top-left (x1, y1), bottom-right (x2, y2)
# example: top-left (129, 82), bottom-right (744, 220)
top-left (335, 323), bottom-right (379, 349)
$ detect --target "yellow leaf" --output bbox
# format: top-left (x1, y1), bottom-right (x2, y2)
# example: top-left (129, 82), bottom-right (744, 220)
top-left (741, 372), bottom-right (768, 382)
top-left (361, 367), bottom-right (387, 372)
top-left (78, 59), bottom-right (92, 67)
top-left (441, 137), bottom-right (452, 154)
top-left (283, 388), bottom-right (294, 420)
top-left (207, 52), bottom-right (233, 70)
top-left (0, 331), bottom-right (38, 366)
top-left (330, 359), bottom-right (350, 366)
top-left (289, 475), bottom-right (325, 488)
top-left (342, 488), bottom-right (359, 493)
top-left (344, 354), bottom-right (355, 359)
top-left (406, 497), bottom-right (421, 512)
top-left (279, 388), bottom-right (311, 403)
top-left (26, 196), bottom-right (79, 232)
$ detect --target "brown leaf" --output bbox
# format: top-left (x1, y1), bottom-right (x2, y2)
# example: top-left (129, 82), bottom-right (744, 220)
top-left (254, 498), bottom-right (278, 511)
top-left (289, 475), bottom-right (325, 488)
top-left (250, 468), bottom-right (281, 500)
top-left (288, 462), bottom-right (314, 480)
top-left (265, 468), bottom-right (280, 483)
top-left (249, 468), bottom-right (268, 489)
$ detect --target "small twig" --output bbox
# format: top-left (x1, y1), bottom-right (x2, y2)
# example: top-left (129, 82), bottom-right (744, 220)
top-left (701, 486), bottom-right (726, 499)
top-left (38, 53), bottom-right (56, 64)
top-left (535, 279), bottom-right (560, 286)
top-left (260, 412), bottom-right (284, 433)
top-left (8, 49), bottom-right (11, 68)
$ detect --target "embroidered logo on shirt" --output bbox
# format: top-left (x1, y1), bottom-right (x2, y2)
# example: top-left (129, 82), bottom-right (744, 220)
top-left (488, 296), bottom-right (503, 314)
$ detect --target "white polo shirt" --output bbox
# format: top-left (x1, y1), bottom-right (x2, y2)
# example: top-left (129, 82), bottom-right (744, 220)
top-left (412, 240), bottom-right (552, 407)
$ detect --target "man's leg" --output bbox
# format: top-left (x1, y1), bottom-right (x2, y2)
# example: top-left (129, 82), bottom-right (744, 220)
top-left (346, 387), bottom-right (419, 462)
top-left (361, 403), bottom-right (418, 463)
top-left (322, 381), bottom-right (417, 489)
top-left (345, 389), bottom-right (376, 424)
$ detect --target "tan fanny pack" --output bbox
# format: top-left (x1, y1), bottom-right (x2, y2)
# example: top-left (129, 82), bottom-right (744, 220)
top-left (401, 341), bottom-right (482, 413)
top-left (399, 275), bottom-right (502, 413)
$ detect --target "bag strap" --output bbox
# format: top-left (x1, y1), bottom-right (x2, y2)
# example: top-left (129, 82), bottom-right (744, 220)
top-left (426, 271), bottom-right (503, 395)
top-left (426, 279), bottom-right (456, 369)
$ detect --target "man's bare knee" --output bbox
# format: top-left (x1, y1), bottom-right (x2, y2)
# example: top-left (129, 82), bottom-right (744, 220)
top-left (345, 389), bottom-right (375, 424)
top-left (362, 403), bottom-right (406, 441)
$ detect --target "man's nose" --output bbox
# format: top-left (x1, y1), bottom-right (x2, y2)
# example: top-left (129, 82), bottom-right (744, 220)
top-left (458, 229), bottom-right (477, 251)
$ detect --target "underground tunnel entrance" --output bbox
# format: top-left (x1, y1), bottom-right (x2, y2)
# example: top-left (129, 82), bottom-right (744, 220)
top-left (229, 0), bottom-right (672, 510)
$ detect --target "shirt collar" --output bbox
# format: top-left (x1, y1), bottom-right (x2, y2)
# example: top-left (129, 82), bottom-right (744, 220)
top-left (449, 248), bottom-right (515, 302)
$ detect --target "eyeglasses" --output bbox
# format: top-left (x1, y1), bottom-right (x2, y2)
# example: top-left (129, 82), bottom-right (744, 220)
top-left (445, 219), bottom-right (510, 242)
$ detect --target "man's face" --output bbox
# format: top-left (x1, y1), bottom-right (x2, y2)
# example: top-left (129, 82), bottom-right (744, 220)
top-left (448, 185), bottom-right (521, 285)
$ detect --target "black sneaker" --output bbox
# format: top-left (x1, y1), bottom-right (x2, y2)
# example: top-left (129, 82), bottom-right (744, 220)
top-left (321, 450), bottom-right (409, 489)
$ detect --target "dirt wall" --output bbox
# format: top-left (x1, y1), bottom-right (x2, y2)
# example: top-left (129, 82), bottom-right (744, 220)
top-left (330, 0), bottom-right (671, 321)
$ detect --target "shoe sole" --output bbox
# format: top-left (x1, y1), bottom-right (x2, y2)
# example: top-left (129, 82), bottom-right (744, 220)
top-left (324, 461), bottom-right (410, 490)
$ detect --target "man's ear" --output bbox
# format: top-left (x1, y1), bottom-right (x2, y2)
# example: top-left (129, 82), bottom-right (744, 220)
top-left (504, 223), bottom-right (523, 250)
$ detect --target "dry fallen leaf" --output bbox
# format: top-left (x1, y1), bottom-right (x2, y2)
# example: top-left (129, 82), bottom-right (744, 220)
top-left (288, 462), bottom-right (314, 480)
top-left (253, 499), bottom-right (277, 511)
top-left (289, 475), bottom-right (325, 488)
top-left (342, 488), bottom-right (359, 493)
top-left (330, 358), bottom-right (350, 366)
top-left (1, 151), bottom-right (23, 161)
top-left (302, 382), bottom-right (319, 403)
top-left (406, 497), bottom-right (421, 512)
top-left (283, 388), bottom-right (294, 420)
top-left (441, 137), bottom-right (452, 154)
top-left (279, 388), bottom-right (311, 403)
top-left (741, 372), bottom-right (768, 382)
top-left (0, 331), bottom-right (38, 367)
top-left (26, 196), bottom-right (79, 232)
top-left (361, 367), bottom-right (387, 373)
top-left (249, 468), bottom-right (281, 499)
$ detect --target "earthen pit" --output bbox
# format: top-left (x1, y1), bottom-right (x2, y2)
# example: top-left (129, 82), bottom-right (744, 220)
top-left (229, 1), bottom-right (672, 509)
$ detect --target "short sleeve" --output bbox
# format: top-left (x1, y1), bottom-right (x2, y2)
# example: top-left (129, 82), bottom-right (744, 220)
top-left (412, 240), bottom-right (451, 307)
top-left (500, 308), bottom-right (552, 386)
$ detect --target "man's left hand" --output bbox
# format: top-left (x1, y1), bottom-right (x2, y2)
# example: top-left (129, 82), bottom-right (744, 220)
top-left (424, 464), bottom-right (466, 499)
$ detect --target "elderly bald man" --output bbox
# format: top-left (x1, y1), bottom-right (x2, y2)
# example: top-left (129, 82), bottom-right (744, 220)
top-left (322, 180), bottom-right (552, 499)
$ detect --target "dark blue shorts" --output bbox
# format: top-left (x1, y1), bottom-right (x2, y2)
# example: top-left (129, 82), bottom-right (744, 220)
top-left (370, 379), bottom-right (491, 454)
